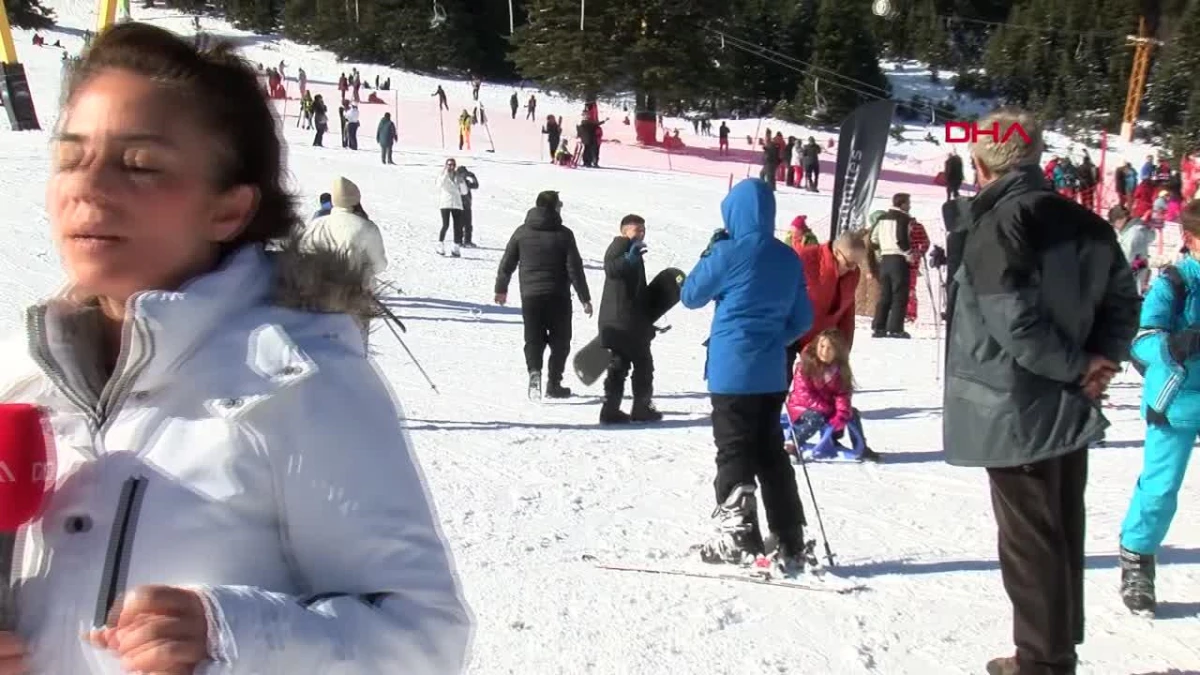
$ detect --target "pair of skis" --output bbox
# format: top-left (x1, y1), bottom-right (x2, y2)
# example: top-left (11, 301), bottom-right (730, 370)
top-left (581, 553), bottom-right (865, 594)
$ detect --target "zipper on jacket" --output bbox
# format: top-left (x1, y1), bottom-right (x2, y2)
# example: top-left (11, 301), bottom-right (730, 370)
top-left (26, 307), bottom-right (99, 429)
top-left (93, 475), bottom-right (148, 628)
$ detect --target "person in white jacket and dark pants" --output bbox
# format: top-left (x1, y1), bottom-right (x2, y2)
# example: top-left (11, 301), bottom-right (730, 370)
top-left (0, 23), bottom-right (470, 675)
top-left (301, 176), bottom-right (389, 346)
top-left (435, 158), bottom-right (467, 257)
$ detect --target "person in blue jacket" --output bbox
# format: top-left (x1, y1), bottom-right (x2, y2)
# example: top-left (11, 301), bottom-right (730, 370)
top-left (680, 178), bottom-right (814, 571)
top-left (1122, 199), bottom-right (1200, 617)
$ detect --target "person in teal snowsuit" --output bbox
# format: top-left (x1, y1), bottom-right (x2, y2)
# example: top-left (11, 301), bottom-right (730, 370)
top-left (1122, 200), bottom-right (1200, 616)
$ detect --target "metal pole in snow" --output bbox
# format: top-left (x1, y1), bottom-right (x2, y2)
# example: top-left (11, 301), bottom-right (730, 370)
top-left (579, 0), bottom-right (584, 30)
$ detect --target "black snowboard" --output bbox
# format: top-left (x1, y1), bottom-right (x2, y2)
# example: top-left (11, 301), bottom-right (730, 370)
top-left (573, 267), bottom-right (686, 386)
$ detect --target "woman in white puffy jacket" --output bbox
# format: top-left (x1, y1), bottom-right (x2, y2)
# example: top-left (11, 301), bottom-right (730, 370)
top-left (434, 159), bottom-right (466, 257)
top-left (0, 23), bottom-right (470, 675)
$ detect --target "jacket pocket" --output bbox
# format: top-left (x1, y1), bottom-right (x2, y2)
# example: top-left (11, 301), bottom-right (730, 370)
top-left (93, 475), bottom-right (148, 628)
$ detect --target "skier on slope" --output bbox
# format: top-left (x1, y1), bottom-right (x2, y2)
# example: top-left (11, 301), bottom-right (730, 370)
top-left (680, 178), bottom-right (813, 572)
top-left (495, 191), bottom-right (593, 399)
top-left (598, 214), bottom-right (663, 425)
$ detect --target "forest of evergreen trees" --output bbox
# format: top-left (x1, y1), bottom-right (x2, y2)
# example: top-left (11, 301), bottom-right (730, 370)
top-left (7, 0), bottom-right (1200, 151)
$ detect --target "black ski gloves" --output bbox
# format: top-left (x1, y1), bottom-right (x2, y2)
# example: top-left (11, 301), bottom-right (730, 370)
top-left (928, 245), bottom-right (947, 269)
top-left (701, 229), bottom-right (730, 258)
top-left (1167, 328), bottom-right (1200, 364)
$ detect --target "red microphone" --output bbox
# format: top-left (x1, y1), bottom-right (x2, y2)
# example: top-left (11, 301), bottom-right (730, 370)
top-left (0, 404), bottom-right (55, 632)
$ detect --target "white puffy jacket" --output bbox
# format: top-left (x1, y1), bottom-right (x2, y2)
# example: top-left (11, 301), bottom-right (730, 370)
top-left (300, 207), bottom-right (388, 278)
top-left (434, 171), bottom-right (464, 211)
top-left (0, 245), bottom-right (471, 674)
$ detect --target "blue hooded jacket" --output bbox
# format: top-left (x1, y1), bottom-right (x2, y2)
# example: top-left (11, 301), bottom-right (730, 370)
top-left (1133, 255), bottom-right (1200, 427)
top-left (680, 179), bottom-right (813, 394)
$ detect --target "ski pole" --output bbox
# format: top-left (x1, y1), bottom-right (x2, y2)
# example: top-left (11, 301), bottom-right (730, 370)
top-left (374, 298), bottom-right (407, 333)
top-left (785, 414), bottom-right (837, 568)
top-left (379, 313), bottom-right (439, 394)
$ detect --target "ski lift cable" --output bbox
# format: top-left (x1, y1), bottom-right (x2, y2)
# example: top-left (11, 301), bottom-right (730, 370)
top-left (715, 34), bottom-right (956, 122)
top-left (713, 29), bottom-right (893, 99)
top-left (715, 27), bottom-right (966, 121)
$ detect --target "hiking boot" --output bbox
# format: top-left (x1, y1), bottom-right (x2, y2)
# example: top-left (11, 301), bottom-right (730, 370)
top-left (545, 382), bottom-right (572, 399)
top-left (1119, 546), bottom-right (1156, 616)
top-left (699, 484), bottom-right (764, 564)
top-left (630, 399), bottom-right (663, 422)
top-left (599, 406), bottom-right (631, 425)
top-left (872, 329), bottom-right (887, 338)
top-left (985, 656), bottom-right (1019, 675)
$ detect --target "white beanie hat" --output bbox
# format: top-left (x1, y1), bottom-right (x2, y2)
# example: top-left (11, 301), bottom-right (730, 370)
top-left (331, 177), bottom-right (361, 209)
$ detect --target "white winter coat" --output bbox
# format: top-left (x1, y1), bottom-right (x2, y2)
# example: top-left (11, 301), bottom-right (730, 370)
top-left (300, 207), bottom-right (389, 278)
top-left (435, 171), bottom-right (464, 211)
top-left (0, 245), bottom-right (470, 674)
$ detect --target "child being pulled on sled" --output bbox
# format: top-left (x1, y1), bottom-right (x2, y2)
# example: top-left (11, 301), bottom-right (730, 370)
top-left (784, 328), bottom-right (880, 462)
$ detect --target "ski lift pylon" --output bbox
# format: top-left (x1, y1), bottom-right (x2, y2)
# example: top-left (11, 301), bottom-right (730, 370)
top-left (813, 78), bottom-right (827, 116)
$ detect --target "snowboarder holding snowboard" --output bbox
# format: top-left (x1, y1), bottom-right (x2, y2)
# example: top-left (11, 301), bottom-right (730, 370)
top-left (495, 191), bottom-right (593, 399)
top-left (597, 215), bottom-right (663, 424)
top-left (680, 178), bottom-right (813, 572)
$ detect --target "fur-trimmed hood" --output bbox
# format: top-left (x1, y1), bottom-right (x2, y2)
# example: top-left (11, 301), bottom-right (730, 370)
top-left (271, 236), bottom-right (387, 321)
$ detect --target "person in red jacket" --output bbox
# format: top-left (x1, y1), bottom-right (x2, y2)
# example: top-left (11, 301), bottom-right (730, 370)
top-left (905, 218), bottom-right (930, 323)
top-left (786, 229), bottom-right (868, 386)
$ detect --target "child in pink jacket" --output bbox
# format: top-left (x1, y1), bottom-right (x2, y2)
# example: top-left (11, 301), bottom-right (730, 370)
top-left (784, 328), bottom-right (879, 462)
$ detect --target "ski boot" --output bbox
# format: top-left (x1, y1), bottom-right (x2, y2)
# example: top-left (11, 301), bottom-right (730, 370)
top-left (771, 530), bottom-right (814, 577)
top-left (450, 243), bottom-right (461, 258)
top-left (527, 371), bottom-right (542, 401)
top-left (630, 399), bottom-right (663, 422)
top-left (435, 241), bottom-right (446, 256)
top-left (1119, 546), bottom-right (1156, 616)
top-left (699, 484), bottom-right (764, 565)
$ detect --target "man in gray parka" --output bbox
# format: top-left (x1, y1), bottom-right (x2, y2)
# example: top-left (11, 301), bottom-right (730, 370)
top-left (942, 108), bottom-right (1140, 675)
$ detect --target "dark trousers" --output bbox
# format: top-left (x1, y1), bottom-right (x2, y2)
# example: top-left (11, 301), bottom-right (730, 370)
top-left (710, 393), bottom-right (805, 537)
top-left (347, 122), bottom-right (359, 150)
top-left (785, 341), bottom-right (800, 389)
top-left (804, 164), bottom-right (819, 191)
top-left (987, 449), bottom-right (1087, 675)
top-left (461, 207), bottom-right (473, 245)
top-left (872, 254), bottom-right (911, 334)
top-left (548, 137), bottom-right (560, 161)
top-left (521, 294), bottom-right (572, 383)
top-left (438, 209), bottom-right (464, 245)
top-left (947, 184), bottom-right (961, 200)
top-left (380, 143), bottom-right (394, 164)
top-left (313, 123), bottom-right (327, 147)
top-left (783, 162), bottom-right (794, 186)
top-left (760, 165), bottom-right (778, 190)
top-left (604, 339), bottom-right (654, 405)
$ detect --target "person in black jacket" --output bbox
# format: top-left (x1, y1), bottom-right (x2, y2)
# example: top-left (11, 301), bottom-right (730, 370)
top-left (495, 191), bottom-right (593, 399)
top-left (869, 193), bottom-right (914, 339)
top-left (454, 165), bottom-right (480, 247)
top-left (943, 109), bottom-right (1140, 675)
top-left (598, 215), bottom-right (663, 424)
top-left (944, 151), bottom-right (964, 200)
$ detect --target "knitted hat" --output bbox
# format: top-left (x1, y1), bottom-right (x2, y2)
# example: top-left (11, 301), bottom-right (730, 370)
top-left (331, 177), bottom-right (361, 209)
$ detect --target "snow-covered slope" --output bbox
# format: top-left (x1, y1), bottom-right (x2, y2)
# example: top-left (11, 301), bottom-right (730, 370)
top-left (2, 6), bottom-right (1198, 674)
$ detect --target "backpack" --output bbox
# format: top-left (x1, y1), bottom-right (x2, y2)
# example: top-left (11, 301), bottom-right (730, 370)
top-left (1131, 265), bottom-right (1186, 376)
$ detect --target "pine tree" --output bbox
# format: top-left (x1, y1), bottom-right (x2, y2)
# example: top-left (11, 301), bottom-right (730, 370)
top-left (795, 0), bottom-right (889, 124)
top-left (510, 0), bottom-right (625, 100)
top-left (4, 0), bottom-right (55, 29)
top-left (1145, 0), bottom-right (1200, 131)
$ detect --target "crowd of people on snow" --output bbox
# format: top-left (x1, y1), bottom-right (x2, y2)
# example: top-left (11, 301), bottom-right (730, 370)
top-left (757, 130), bottom-right (826, 192)
top-left (5, 20), bottom-right (1197, 675)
